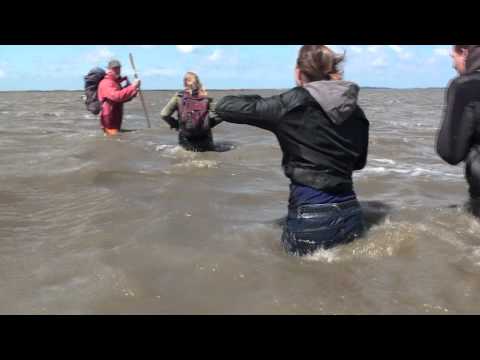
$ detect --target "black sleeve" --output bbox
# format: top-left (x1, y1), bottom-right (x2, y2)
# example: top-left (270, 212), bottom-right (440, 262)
top-left (353, 107), bottom-right (370, 170)
top-left (436, 79), bottom-right (477, 165)
top-left (214, 94), bottom-right (286, 132)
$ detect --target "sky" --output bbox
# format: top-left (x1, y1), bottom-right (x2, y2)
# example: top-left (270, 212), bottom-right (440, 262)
top-left (0, 45), bottom-right (457, 91)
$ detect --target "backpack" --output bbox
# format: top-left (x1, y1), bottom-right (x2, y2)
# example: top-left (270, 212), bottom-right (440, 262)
top-left (178, 92), bottom-right (211, 137)
top-left (84, 67), bottom-right (106, 115)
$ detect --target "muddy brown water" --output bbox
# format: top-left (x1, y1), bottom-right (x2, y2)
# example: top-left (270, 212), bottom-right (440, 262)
top-left (0, 89), bottom-right (478, 314)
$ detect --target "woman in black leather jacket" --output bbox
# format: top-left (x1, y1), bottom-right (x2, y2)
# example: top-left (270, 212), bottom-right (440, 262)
top-left (215, 45), bottom-right (370, 256)
top-left (437, 45), bottom-right (480, 215)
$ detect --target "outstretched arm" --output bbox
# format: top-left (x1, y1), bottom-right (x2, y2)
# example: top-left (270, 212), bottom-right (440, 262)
top-left (215, 94), bottom-right (286, 132)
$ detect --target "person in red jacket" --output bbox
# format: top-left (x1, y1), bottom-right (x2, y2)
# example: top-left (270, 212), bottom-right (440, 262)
top-left (98, 59), bottom-right (141, 136)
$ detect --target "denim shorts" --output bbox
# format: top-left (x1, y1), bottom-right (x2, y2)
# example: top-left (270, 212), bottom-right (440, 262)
top-left (281, 200), bottom-right (365, 256)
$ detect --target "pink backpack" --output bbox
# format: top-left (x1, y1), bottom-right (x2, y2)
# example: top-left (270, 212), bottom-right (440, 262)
top-left (178, 92), bottom-right (211, 137)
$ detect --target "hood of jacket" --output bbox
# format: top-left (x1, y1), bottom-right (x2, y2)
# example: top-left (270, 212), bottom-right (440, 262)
top-left (303, 80), bottom-right (360, 125)
top-left (466, 45), bottom-right (480, 74)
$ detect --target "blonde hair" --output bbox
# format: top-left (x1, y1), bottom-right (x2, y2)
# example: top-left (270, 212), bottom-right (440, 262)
top-left (296, 45), bottom-right (345, 82)
top-left (183, 71), bottom-right (207, 96)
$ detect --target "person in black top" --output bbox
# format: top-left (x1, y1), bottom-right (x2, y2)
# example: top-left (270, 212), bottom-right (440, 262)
top-left (215, 45), bottom-right (370, 256)
top-left (437, 45), bottom-right (480, 215)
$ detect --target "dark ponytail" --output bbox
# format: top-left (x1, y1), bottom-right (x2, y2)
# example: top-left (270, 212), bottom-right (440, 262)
top-left (296, 45), bottom-right (345, 82)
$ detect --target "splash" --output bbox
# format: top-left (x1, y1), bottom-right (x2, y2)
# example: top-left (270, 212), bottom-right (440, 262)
top-left (174, 160), bottom-right (219, 169)
top-left (304, 219), bottom-right (419, 263)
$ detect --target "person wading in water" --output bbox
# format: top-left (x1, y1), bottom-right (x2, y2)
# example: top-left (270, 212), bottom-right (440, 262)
top-left (437, 45), bottom-right (480, 216)
top-left (214, 45), bottom-right (370, 256)
top-left (97, 59), bottom-right (141, 136)
top-left (160, 72), bottom-right (222, 152)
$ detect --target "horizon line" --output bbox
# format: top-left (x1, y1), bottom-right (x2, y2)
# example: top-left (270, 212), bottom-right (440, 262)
top-left (0, 86), bottom-right (447, 92)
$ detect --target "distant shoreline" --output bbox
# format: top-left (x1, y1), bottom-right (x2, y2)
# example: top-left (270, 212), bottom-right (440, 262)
top-left (0, 87), bottom-right (446, 93)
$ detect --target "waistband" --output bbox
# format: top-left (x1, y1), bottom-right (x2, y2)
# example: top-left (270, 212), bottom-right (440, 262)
top-left (284, 165), bottom-right (354, 194)
top-left (290, 199), bottom-right (361, 218)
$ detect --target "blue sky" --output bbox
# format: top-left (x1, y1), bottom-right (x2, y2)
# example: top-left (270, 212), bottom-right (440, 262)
top-left (0, 45), bottom-right (456, 91)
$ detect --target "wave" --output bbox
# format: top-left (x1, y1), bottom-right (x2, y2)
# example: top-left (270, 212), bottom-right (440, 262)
top-left (358, 165), bottom-right (462, 179)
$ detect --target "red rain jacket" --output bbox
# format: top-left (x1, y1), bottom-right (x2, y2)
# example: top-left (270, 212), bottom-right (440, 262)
top-left (97, 71), bottom-right (139, 130)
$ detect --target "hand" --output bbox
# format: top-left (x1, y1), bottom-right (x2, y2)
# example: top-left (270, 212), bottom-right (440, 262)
top-left (133, 79), bottom-right (141, 88)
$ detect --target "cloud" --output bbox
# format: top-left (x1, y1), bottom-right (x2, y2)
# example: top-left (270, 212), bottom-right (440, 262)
top-left (372, 57), bottom-right (387, 67)
top-left (0, 69), bottom-right (5, 78)
top-left (387, 45), bottom-right (413, 60)
top-left (388, 45), bottom-right (403, 53)
top-left (399, 52), bottom-right (413, 60)
top-left (434, 47), bottom-right (450, 56)
top-left (208, 49), bottom-right (223, 62)
top-left (176, 45), bottom-right (203, 53)
top-left (424, 47), bottom-right (451, 65)
top-left (349, 46), bottom-right (363, 53)
top-left (345, 45), bottom-right (412, 63)
top-left (134, 45), bottom-right (159, 49)
top-left (367, 45), bottom-right (382, 53)
top-left (85, 47), bottom-right (115, 63)
top-left (326, 45), bottom-right (344, 53)
top-left (143, 68), bottom-right (178, 77)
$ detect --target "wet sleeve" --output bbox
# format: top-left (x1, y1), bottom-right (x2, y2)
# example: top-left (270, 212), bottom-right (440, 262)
top-left (353, 108), bottom-right (370, 170)
top-left (104, 82), bottom-right (138, 103)
top-left (215, 94), bottom-right (285, 132)
top-left (436, 80), bottom-right (477, 165)
top-left (160, 95), bottom-right (180, 130)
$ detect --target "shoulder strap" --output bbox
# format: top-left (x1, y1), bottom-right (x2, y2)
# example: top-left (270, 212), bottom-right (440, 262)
top-left (178, 93), bottom-right (187, 117)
